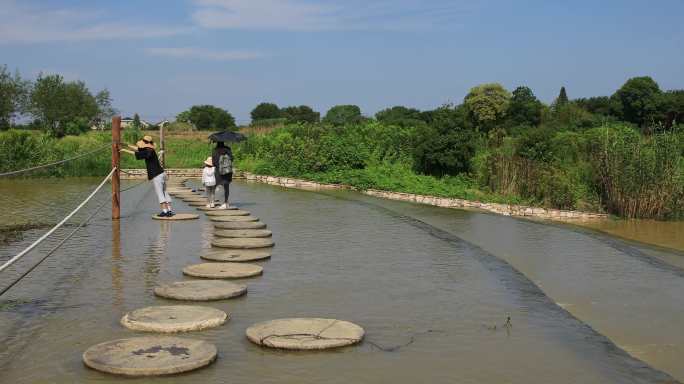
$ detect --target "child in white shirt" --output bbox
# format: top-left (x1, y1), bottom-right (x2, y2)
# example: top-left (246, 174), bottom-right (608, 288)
top-left (202, 157), bottom-right (217, 208)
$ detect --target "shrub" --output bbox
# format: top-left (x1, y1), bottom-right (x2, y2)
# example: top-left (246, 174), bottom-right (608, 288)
top-left (322, 105), bottom-right (364, 126)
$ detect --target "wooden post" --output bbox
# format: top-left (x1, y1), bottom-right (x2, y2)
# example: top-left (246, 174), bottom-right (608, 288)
top-left (112, 116), bottom-right (121, 220)
top-left (159, 122), bottom-right (165, 167)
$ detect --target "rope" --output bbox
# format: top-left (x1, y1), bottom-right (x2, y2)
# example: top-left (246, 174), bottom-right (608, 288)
top-left (0, 143), bottom-right (111, 177)
top-left (0, 168), bottom-right (115, 273)
top-left (0, 195), bottom-right (110, 297)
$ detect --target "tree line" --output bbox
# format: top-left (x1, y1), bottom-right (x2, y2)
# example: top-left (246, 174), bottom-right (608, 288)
top-left (236, 76), bottom-right (683, 219)
top-left (0, 65), bottom-right (115, 137)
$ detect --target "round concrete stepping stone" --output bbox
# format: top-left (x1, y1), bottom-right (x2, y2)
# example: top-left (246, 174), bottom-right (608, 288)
top-left (212, 237), bottom-right (274, 249)
top-left (183, 263), bottom-right (263, 279)
top-left (204, 209), bottom-right (250, 217)
top-left (152, 213), bottom-right (199, 221)
top-left (188, 201), bottom-right (221, 207)
top-left (154, 280), bottom-right (247, 301)
top-left (201, 249), bottom-right (272, 263)
top-left (181, 196), bottom-right (209, 202)
top-left (214, 229), bottom-right (272, 238)
top-left (83, 336), bottom-right (216, 376)
top-left (215, 221), bottom-right (267, 230)
top-left (197, 205), bottom-right (238, 211)
top-left (121, 306), bottom-right (228, 333)
top-left (168, 188), bottom-right (192, 193)
top-left (210, 215), bottom-right (259, 223)
top-left (246, 318), bottom-right (364, 350)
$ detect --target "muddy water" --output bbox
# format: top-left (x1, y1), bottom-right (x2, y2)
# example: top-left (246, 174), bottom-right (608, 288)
top-left (579, 219), bottom-right (684, 254)
top-left (0, 179), bottom-right (681, 383)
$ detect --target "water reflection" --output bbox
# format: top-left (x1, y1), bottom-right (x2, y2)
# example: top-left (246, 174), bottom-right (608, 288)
top-left (110, 220), bottom-right (123, 308)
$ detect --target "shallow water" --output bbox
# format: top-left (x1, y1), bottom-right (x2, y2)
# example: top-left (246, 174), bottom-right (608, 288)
top-left (0, 178), bottom-right (682, 383)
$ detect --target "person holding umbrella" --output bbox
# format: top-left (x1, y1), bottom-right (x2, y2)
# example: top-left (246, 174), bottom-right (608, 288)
top-left (209, 130), bottom-right (245, 209)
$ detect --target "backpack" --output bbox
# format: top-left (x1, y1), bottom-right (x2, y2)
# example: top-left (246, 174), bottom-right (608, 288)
top-left (218, 153), bottom-right (233, 176)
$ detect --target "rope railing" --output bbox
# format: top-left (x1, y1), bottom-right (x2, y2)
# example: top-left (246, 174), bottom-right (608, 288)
top-left (0, 143), bottom-right (111, 177)
top-left (0, 195), bottom-right (111, 297)
top-left (0, 167), bottom-right (116, 274)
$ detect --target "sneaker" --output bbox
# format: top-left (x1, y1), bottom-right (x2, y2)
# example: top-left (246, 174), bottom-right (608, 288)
top-left (167, 211), bottom-right (176, 217)
top-left (205, 204), bottom-right (212, 208)
top-left (157, 211), bottom-right (168, 218)
top-left (219, 203), bottom-right (227, 210)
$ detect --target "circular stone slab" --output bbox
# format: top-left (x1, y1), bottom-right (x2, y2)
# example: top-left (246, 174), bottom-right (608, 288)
top-left (121, 306), bottom-right (228, 333)
top-left (82, 337), bottom-right (217, 376)
top-left (187, 201), bottom-right (222, 207)
top-left (204, 210), bottom-right (250, 217)
top-left (214, 229), bottom-right (272, 238)
top-left (181, 196), bottom-right (209, 202)
top-left (210, 216), bottom-right (259, 223)
top-left (214, 221), bottom-right (267, 230)
top-left (197, 205), bottom-right (238, 211)
top-left (183, 263), bottom-right (263, 279)
top-left (201, 249), bottom-right (272, 263)
top-left (246, 318), bottom-right (364, 350)
top-left (152, 213), bottom-right (199, 221)
top-left (154, 280), bottom-right (247, 301)
top-left (212, 238), bottom-right (274, 249)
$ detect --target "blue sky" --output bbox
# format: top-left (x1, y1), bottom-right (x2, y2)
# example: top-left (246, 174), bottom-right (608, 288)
top-left (1, 0), bottom-right (683, 124)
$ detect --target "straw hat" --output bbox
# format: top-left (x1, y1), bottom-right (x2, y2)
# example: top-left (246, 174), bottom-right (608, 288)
top-left (136, 135), bottom-right (155, 149)
top-left (204, 157), bottom-right (213, 166)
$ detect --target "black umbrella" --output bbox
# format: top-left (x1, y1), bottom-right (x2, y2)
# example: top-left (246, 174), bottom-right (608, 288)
top-left (208, 131), bottom-right (246, 143)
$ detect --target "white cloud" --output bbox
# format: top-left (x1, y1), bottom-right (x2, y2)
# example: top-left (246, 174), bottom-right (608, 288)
top-left (191, 0), bottom-right (469, 31)
top-left (0, 0), bottom-right (188, 44)
top-left (145, 47), bottom-right (265, 61)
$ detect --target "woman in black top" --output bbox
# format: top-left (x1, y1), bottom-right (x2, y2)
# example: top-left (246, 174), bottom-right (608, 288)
top-left (211, 141), bottom-right (233, 209)
top-left (122, 135), bottom-right (174, 217)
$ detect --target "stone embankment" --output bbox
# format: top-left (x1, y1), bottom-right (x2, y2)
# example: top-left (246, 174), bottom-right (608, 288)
top-left (238, 171), bottom-right (608, 221)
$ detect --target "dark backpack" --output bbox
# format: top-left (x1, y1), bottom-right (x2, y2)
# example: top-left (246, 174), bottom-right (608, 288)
top-left (218, 153), bottom-right (232, 175)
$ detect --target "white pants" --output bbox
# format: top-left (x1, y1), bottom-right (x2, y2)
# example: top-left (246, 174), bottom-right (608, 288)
top-left (152, 172), bottom-right (172, 204)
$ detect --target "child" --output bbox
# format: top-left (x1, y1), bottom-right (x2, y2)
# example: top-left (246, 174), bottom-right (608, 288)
top-left (202, 157), bottom-right (217, 208)
top-left (121, 135), bottom-right (174, 217)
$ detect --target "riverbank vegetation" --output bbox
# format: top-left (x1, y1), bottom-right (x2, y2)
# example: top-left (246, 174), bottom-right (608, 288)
top-left (236, 78), bottom-right (683, 219)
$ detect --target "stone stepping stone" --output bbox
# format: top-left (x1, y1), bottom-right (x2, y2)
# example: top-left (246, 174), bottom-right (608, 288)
top-left (212, 238), bottom-right (274, 249)
top-left (181, 196), bottom-right (209, 202)
top-left (197, 205), bottom-right (239, 211)
top-left (246, 318), bottom-right (365, 350)
top-left (210, 215), bottom-right (259, 223)
top-left (183, 263), bottom-right (263, 279)
top-left (83, 336), bottom-right (216, 376)
top-left (121, 306), bottom-right (228, 333)
top-left (204, 209), bottom-right (250, 217)
top-left (168, 188), bottom-right (192, 194)
top-left (201, 249), bottom-right (272, 263)
top-left (154, 280), bottom-right (247, 301)
top-left (214, 229), bottom-right (272, 238)
top-left (152, 213), bottom-right (199, 221)
top-left (188, 201), bottom-right (224, 207)
top-left (214, 221), bottom-right (267, 230)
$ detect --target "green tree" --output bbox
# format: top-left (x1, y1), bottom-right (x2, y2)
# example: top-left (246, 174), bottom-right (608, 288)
top-left (180, 105), bottom-right (236, 131)
top-left (507, 86), bottom-right (543, 127)
top-left (29, 74), bottom-right (99, 137)
top-left (0, 65), bottom-right (29, 130)
top-left (281, 105), bottom-right (320, 124)
top-left (555, 86), bottom-right (569, 107)
top-left (176, 110), bottom-right (191, 124)
top-left (657, 90), bottom-right (684, 129)
top-left (94, 89), bottom-right (115, 125)
top-left (613, 76), bottom-right (662, 129)
top-left (251, 102), bottom-right (281, 121)
top-left (323, 105), bottom-right (364, 126)
top-left (132, 113), bottom-right (142, 130)
top-left (413, 106), bottom-right (477, 176)
top-left (574, 96), bottom-right (619, 117)
top-left (375, 106), bottom-right (425, 128)
top-left (464, 83), bottom-right (511, 131)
